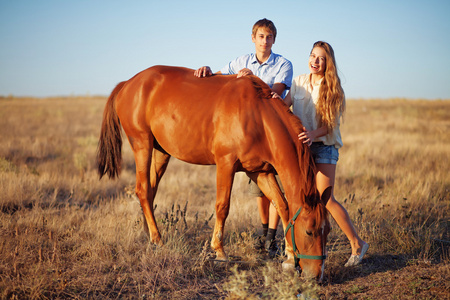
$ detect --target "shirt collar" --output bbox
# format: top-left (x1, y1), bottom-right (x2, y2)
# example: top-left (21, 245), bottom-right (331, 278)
top-left (251, 52), bottom-right (274, 66)
top-left (308, 73), bottom-right (324, 86)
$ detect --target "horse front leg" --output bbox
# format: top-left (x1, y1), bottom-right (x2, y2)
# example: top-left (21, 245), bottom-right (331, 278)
top-left (247, 171), bottom-right (289, 226)
top-left (211, 162), bottom-right (236, 261)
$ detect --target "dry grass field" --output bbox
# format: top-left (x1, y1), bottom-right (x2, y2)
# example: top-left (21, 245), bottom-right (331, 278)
top-left (0, 96), bottom-right (449, 299)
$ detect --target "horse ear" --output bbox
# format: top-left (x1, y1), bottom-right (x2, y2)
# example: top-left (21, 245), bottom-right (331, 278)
top-left (320, 186), bottom-right (333, 205)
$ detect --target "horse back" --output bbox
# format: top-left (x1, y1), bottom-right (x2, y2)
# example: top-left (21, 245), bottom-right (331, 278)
top-left (115, 65), bottom-right (282, 168)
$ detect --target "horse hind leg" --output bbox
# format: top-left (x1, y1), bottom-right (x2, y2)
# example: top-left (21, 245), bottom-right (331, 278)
top-left (211, 160), bottom-right (236, 261)
top-left (139, 148), bottom-right (171, 240)
top-left (149, 147), bottom-right (171, 218)
top-left (132, 138), bottom-right (170, 245)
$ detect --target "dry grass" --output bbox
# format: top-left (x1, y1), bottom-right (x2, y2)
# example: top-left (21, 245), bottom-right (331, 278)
top-left (0, 96), bottom-right (449, 299)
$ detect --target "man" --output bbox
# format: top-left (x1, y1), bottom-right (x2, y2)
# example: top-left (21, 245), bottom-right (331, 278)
top-left (194, 18), bottom-right (293, 258)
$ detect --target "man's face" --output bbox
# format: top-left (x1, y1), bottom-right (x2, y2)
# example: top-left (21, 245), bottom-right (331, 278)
top-left (252, 28), bottom-right (275, 54)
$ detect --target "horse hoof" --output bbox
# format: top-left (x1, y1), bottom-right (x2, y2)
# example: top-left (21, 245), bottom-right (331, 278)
top-left (214, 254), bottom-right (228, 262)
top-left (148, 238), bottom-right (163, 247)
top-left (282, 258), bottom-right (296, 272)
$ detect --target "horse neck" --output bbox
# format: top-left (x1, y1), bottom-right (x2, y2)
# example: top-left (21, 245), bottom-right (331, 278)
top-left (256, 88), bottom-right (317, 213)
top-left (273, 150), bottom-right (314, 209)
top-left (285, 166), bottom-right (315, 213)
top-left (273, 139), bottom-right (317, 217)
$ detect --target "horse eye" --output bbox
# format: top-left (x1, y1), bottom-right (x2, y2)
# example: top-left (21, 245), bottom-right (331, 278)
top-left (306, 230), bottom-right (313, 236)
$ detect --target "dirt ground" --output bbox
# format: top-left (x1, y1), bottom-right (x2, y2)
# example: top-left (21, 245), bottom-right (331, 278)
top-left (319, 255), bottom-right (449, 299)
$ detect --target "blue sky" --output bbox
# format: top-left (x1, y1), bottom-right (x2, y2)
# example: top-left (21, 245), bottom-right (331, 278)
top-left (1, 0), bottom-right (449, 99)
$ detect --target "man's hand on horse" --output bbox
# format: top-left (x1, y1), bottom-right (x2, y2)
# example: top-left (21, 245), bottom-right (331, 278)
top-left (194, 66), bottom-right (213, 78)
top-left (237, 68), bottom-right (253, 78)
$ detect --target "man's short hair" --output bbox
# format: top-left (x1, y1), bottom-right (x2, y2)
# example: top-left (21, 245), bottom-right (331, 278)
top-left (252, 18), bottom-right (277, 40)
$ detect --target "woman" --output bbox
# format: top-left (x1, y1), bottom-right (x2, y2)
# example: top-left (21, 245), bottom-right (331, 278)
top-left (275, 41), bottom-right (368, 266)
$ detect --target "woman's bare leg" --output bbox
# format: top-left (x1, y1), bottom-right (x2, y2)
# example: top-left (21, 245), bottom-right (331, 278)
top-left (315, 163), bottom-right (366, 256)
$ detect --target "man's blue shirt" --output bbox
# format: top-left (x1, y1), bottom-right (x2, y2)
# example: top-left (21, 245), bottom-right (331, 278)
top-left (219, 52), bottom-right (293, 97)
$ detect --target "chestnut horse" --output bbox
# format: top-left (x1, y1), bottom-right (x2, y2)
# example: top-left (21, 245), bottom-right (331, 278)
top-left (97, 65), bottom-right (329, 279)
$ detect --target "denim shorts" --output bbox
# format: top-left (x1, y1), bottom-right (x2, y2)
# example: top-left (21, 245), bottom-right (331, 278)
top-left (310, 142), bottom-right (339, 165)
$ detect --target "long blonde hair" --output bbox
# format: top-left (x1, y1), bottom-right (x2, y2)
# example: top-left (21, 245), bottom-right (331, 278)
top-left (312, 41), bottom-right (345, 131)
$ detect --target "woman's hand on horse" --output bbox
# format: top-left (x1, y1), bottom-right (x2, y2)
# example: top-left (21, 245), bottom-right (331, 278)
top-left (194, 66), bottom-right (213, 78)
top-left (298, 127), bottom-right (314, 146)
top-left (237, 68), bottom-right (253, 78)
top-left (271, 92), bottom-right (282, 100)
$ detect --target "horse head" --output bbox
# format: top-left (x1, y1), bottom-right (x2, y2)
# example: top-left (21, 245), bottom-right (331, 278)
top-left (285, 186), bottom-right (331, 281)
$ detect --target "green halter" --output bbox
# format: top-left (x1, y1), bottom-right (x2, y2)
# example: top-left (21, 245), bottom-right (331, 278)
top-left (284, 206), bottom-right (327, 262)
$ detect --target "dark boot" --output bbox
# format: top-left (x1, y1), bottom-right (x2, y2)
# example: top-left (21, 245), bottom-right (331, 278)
top-left (265, 228), bottom-right (279, 259)
top-left (265, 238), bottom-right (279, 259)
top-left (254, 223), bottom-right (269, 250)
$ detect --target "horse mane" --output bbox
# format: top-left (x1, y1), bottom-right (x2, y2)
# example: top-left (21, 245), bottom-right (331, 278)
top-left (270, 98), bottom-right (319, 201)
top-left (246, 76), bottom-right (328, 230)
top-left (247, 76), bottom-right (317, 195)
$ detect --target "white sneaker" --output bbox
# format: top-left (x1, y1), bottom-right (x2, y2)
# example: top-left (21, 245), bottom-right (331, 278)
top-left (345, 242), bottom-right (369, 267)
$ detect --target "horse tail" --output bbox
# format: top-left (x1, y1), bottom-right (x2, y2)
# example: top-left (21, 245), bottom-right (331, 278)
top-left (97, 81), bottom-right (127, 179)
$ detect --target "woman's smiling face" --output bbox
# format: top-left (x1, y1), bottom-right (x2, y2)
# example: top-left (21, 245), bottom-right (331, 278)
top-left (309, 46), bottom-right (327, 76)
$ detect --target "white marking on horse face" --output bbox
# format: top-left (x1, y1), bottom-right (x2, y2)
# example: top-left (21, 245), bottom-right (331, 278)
top-left (319, 261), bottom-right (325, 283)
top-left (318, 225), bottom-right (325, 283)
top-left (320, 219), bottom-right (326, 230)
